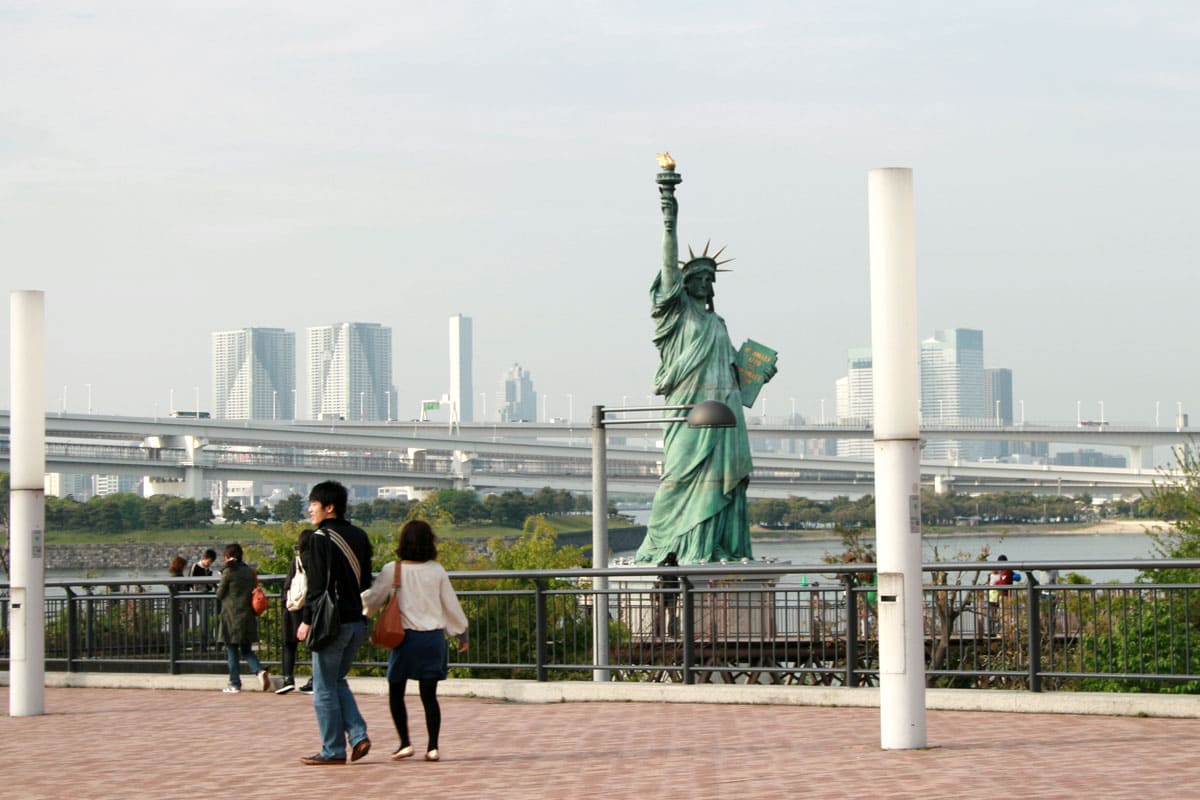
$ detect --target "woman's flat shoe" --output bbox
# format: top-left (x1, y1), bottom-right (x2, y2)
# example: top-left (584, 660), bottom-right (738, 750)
top-left (391, 745), bottom-right (414, 761)
top-left (425, 749), bottom-right (440, 762)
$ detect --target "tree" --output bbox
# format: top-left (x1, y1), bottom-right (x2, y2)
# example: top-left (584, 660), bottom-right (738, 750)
top-left (222, 499), bottom-right (246, 524)
top-left (411, 488), bottom-right (486, 524)
top-left (1141, 445), bottom-right (1200, 583)
top-left (273, 494), bottom-right (305, 522)
top-left (483, 490), bottom-right (531, 527)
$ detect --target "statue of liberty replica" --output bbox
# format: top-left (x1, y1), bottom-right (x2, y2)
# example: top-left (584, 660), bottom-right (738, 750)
top-left (635, 154), bottom-right (778, 566)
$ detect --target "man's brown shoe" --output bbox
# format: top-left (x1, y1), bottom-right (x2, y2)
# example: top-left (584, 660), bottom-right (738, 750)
top-left (300, 754), bottom-right (345, 766)
top-left (350, 738), bottom-right (371, 763)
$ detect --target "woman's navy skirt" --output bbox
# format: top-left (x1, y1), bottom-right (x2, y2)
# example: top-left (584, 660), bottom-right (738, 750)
top-left (386, 628), bottom-right (449, 682)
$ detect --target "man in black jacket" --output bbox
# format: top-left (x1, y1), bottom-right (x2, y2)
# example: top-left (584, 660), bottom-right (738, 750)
top-left (296, 480), bottom-right (373, 766)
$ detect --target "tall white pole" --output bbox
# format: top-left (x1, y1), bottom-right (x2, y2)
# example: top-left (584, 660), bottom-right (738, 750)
top-left (868, 168), bottom-right (926, 749)
top-left (10, 290), bottom-right (46, 716)
top-left (590, 405), bottom-right (610, 681)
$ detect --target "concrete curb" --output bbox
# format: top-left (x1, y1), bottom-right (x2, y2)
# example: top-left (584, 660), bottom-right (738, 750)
top-left (6, 672), bottom-right (1200, 718)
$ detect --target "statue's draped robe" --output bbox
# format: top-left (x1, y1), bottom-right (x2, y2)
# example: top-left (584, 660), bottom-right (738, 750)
top-left (635, 272), bottom-right (754, 565)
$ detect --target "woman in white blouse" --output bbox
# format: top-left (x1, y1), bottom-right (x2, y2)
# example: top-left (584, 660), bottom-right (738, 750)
top-left (362, 519), bottom-right (469, 763)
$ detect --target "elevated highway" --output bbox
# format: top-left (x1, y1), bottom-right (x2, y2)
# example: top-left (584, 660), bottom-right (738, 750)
top-left (0, 412), bottom-right (1189, 499)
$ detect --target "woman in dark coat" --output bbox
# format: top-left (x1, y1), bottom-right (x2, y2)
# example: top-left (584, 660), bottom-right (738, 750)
top-left (216, 542), bottom-right (269, 693)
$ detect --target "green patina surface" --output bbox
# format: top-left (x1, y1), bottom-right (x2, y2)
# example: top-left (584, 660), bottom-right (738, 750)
top-left (635, 158), bottom-right (777, 566)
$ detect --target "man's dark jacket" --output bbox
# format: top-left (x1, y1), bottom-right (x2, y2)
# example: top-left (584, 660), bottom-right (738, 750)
top-left (300, 517), bottom-right (373, 625)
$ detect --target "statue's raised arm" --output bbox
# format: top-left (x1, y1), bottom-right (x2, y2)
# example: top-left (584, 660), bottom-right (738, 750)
top-left (656, 152), bottom-right (682, 291)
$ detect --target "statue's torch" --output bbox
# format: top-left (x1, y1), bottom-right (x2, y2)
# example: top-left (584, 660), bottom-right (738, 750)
top-left (656, 151), bottom-right (682, 197)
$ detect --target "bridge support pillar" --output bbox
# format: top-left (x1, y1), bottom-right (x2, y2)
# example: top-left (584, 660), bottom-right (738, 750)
top-left (451, 449), bottom-right (474, 489)
top-left (183, 466), bottom-right (207, 501)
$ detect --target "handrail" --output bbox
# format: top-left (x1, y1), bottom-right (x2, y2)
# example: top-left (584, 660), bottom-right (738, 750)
top-left (6, 559), bottom-right (1200, 693)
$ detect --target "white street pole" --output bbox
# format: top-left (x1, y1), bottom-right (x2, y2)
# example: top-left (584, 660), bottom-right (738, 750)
top-left (194, 386), bottom-right (199, 417)
top-left (273, 390), bottom-right (278, 421)
top-left (86, 383), bottom-right (92, 414)
top-left (590, 405), bottom-right (610, 681)
top-left (868, 167), bottom-right (925, 749)
top-left (10, 290), bottom-right (46, 716)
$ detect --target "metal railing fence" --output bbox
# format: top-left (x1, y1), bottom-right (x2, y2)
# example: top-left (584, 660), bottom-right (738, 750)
top-left (4, 559), bottom-right (1200, 692)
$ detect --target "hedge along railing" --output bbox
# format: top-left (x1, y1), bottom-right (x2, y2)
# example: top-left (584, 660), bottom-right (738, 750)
top-left (4, 559), bottom-right (1200, 691)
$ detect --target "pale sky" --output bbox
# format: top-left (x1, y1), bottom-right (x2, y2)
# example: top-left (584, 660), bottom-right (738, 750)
top-left (3, 2), bottom-right (1199, 426)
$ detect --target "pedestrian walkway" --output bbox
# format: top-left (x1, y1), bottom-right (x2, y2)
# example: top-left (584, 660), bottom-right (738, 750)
top-left (3, 682), bottom-right (1200, 800)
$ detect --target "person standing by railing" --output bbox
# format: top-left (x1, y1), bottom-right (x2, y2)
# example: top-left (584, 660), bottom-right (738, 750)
top-left (277, 529), bottom-right (314, 695)
top-left (216, 542), bottom-right (270, 694)
top-left (987, 554), bottom-right (1014, 635)
top-left (190, 549), bottom-right (217, 650)
top-left (656, 552), bottom-right (681, 638)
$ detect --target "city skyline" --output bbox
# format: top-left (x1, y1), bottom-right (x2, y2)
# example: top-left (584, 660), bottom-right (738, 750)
top-left (4, 5), bottom-right (1200, 426)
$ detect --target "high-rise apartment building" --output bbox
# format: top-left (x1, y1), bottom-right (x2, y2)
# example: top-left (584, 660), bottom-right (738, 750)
top-left (984, 367), bottom-right (1014, 459)
top-left (307, 322), bottom-right (393, 421)
top-left (836, 347), bottom-right (874, 458)
top-left (449, 314), bottom-right (473, 423)
top-left (921, 328), bottom-right (985, 461)
top-left (499, 363), bottom-right (537, 422)
top-left (212, 327), bottom-right (296, 421)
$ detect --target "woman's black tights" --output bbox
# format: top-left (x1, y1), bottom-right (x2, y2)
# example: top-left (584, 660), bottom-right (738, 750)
top-left (389, 678), bottom-right (442, 750)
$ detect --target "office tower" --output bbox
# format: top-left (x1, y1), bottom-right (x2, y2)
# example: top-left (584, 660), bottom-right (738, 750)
top-left (836, 348), bottom-right (874, 458)
top-left (212, 327), bottom-right (296, 421)
top-left (499, 363), bottom-right (538, 422)
top-left (307, 322), bottom-right (392, 421)
top-left (449, 314), bottom-right (473, 423)
top-left (921, 328), bottom-right (985, 461)
top-left (984, 367), bottom-right (1014, 459)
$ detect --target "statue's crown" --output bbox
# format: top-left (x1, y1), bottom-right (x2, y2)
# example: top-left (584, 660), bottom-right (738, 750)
top-left (681, 241), bottom-right (734, 274)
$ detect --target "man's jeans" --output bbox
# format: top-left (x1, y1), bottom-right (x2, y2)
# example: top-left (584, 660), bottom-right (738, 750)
top-left (225, 643), bottom-right (263, 689)
top-left (311, 619), bottom-right (368, 759)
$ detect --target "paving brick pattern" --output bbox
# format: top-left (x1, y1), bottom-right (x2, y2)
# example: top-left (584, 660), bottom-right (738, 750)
top-left (3, 686), bottom-right (1200, 799)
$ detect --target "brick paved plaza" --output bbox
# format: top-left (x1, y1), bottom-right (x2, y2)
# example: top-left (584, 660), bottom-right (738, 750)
top-left (3, 680), bottom-right (1200, 800)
